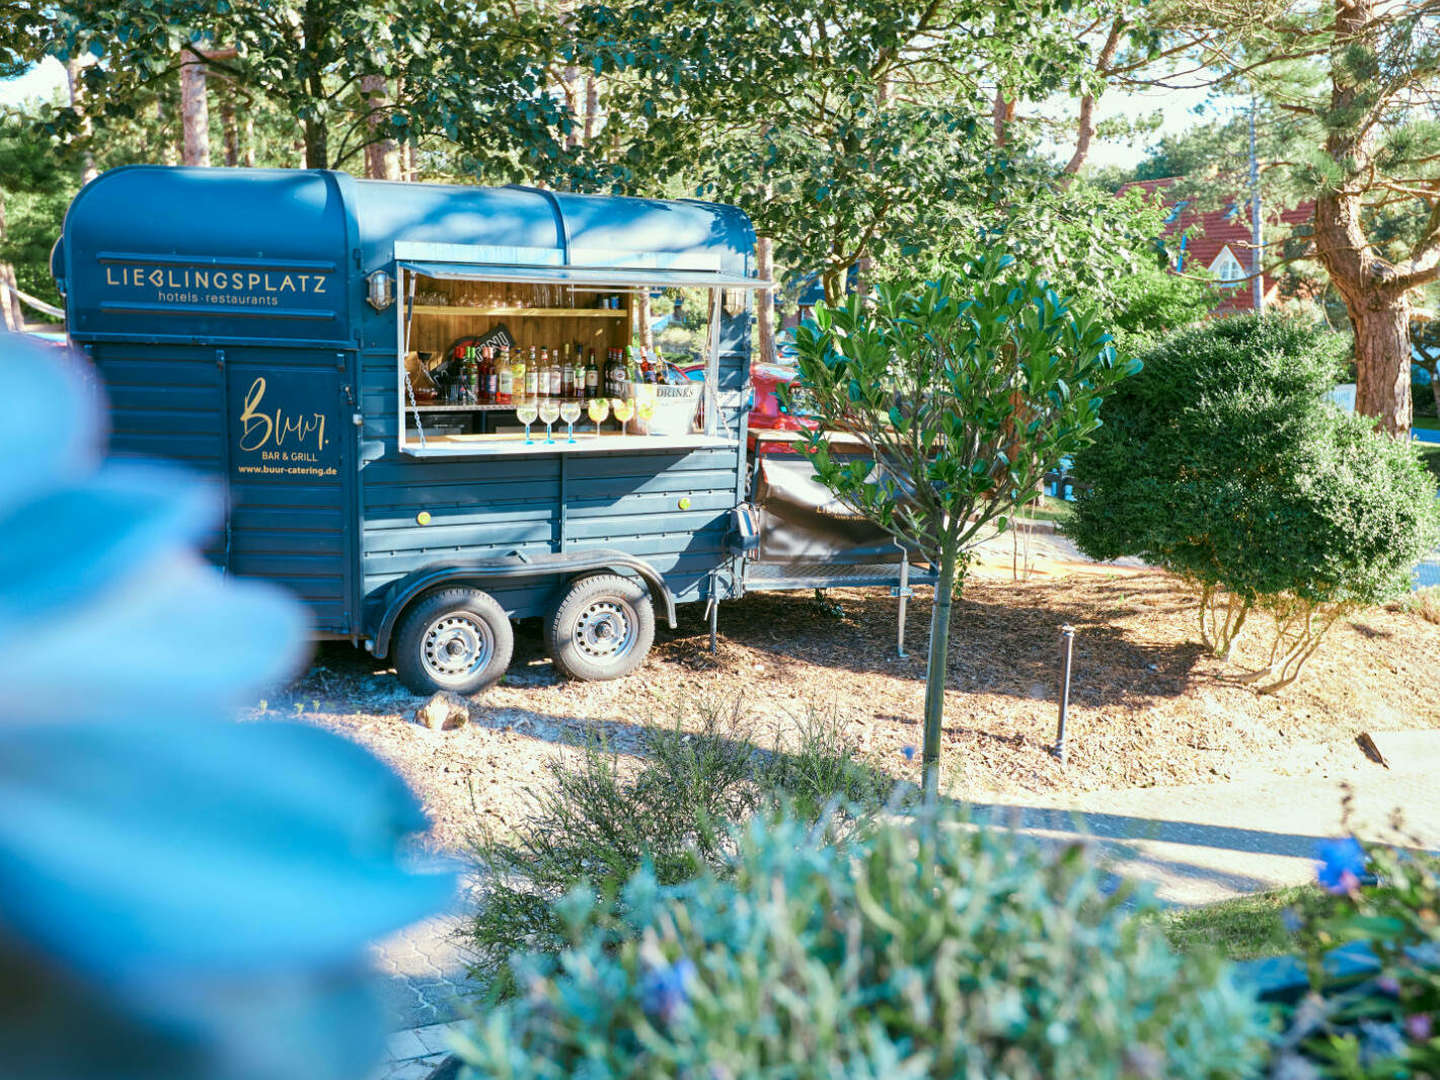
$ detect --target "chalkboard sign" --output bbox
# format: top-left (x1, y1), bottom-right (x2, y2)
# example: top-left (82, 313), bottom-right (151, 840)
top-left (473, 322), bottom-right (515, 352)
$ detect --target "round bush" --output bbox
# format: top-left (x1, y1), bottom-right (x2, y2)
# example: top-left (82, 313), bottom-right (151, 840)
top-left (458, 811), bottom-right (1267, 1079)
top-left (1069, 313), bottom-right (1438, 616)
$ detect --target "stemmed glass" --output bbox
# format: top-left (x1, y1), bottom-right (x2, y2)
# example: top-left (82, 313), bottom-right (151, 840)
top-left (515, 397), bottom-right (538, 445)
top-left (538, 398), bottom-right (561, 444)
top-left (587, 396), bottom-right (610, 438)
top-left (636, 395), bottom-right (656, 435)
top-left (560, 399), bottom-right (582, 443)
top-left (611, 396), bottom-right (634, 436)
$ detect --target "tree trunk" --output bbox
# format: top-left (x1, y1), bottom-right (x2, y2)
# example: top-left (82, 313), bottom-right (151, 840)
top-left (220, 87), bottom-right (239, 166)
top-left (303, 115), bottom-right (328, 169)
top-left (584, 75), bottom-right (599, 143)
top-left (1351, 301), bottom-right (1414, 432)
top-left (65, 59), bottom-right (98, 186)
top-left (1309, 0), bottom-right (1411, 437)
top-left (0, 188), bottom-right (21, 331)
top-left (180, 48), bottom-right (211, 166)
top-left (156, 97), bottom-right (179, 165)
top-left (821, 264), bottom-right (845, 306)
top-left (638, 290), bottom-right (653, 349)
top-left (921, 548), bottom-right (958, 805)
top-left (991, 90), bottom-right (1014, 148)
top-left (360, 75), bottom-right (401, 179)
top-left (756, 234), bottom-right (775, 364)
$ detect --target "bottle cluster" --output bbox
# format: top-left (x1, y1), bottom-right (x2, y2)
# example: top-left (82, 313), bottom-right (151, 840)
top-left (448, 343), bottom-right (682, 407)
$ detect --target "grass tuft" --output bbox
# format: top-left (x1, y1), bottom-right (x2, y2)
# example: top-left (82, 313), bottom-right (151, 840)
top-left (1161, 885), bottom-right (1312, 961)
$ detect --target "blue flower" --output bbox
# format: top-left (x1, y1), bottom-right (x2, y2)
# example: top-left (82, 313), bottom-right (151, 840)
top-left (1315, 836), bottom-right (1366, 895)
top-left (0, 336), bottom-right (453, 1079)
top-left (640, 956), bottom-right (697, 1025)
top-left (901, 745), bottom-right (916, 761)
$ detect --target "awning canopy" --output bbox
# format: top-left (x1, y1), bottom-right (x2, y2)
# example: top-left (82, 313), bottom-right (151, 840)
top-left (397, 260), bottom-right (771, 290)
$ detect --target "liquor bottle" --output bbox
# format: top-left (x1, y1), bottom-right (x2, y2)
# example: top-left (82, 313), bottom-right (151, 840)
top-left (475, 347), bottom-right (488, 404)
top-left (560, 344), bottom-right (574, 398)
top-left (497, 346), bottom-right (513, 404)
top-left (551, 351), bottom-right (563, 397)
top-left (486, 348), bottom-right (499, 402)
top-left (585, 350), bottom-right (599, 401)
top-left (462, 346), bottom-right (477, 405)
top-left (510, 347), bottom-right (525, 404)
top-left (640, 348), bottom-right (656, 384)
top-left (524, 346), bottom-right (537, 397)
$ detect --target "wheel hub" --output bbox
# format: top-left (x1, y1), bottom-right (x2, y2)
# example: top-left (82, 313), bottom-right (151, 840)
top-left (574, 600), bottom-right (634, 660)
top-left (421, 613), bottom-right (494, 679)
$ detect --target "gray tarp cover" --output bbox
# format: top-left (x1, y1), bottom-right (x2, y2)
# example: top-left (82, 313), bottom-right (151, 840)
top-left (754, 458), bottom-right (902, 565)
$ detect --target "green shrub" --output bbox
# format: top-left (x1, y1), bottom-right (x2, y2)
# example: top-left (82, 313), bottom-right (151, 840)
top-left (1069, 314), bottom-right (1440, 691)
top-left (467, 704), bottom-right (895, 993)
top-left (457, 810), bottom-right (1267, 1079)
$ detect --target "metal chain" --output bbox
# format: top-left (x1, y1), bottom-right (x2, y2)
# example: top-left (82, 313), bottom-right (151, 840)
top-left (404, 368), bottom-right (428, 449)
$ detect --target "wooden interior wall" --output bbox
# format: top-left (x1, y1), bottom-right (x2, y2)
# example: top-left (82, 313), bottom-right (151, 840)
top-left (406, 279), bottom-right (634, 367)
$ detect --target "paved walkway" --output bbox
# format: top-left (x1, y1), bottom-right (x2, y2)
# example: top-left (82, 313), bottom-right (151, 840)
top-left (970, 730), bottom-right (1440, 906)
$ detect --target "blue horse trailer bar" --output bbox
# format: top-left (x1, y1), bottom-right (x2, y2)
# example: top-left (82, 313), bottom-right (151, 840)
top-left (54, 166), bottom-right (925, 693)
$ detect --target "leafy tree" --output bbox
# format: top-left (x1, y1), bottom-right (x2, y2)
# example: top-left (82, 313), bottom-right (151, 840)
top-left (37, 0), bottom-right (568, 175)
top-left (567, 0), bottom-right (1098, 303)
top-left (1068, 315), bottom-right (1439, 692)
top-left (0, 112), bottom-right (77, 319)
top-left (791, 259), bottom-right (1134, 800)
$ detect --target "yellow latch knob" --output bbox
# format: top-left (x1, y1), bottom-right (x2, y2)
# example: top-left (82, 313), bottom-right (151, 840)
top-left (416, 511), bottom-right (432, 525)
top-left (678, 497), bottom-right (692, 510)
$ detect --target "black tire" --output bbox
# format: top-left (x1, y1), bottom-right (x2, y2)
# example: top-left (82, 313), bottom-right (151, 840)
top-left (547, 574), bottom-right (655, 681)
top-left (393, 587), bottom-right (514, 696)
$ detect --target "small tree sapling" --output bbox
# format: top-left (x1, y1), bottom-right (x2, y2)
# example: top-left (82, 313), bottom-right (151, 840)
top-left (790, 257), bottom-right (1136, 801)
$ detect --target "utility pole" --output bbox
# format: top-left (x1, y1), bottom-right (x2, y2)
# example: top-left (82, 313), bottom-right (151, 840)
top-left (1250, 98), bottom-right (1264, 313)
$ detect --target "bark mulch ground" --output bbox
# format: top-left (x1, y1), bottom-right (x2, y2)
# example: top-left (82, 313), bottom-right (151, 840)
top-left (249, 561), bottom-right (1440, 855)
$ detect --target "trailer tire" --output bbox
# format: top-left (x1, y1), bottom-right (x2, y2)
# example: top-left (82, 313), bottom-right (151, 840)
top-left (393, 587), bottom-right (514, 696)
top-left (547, 574), bottom-right (655, 682)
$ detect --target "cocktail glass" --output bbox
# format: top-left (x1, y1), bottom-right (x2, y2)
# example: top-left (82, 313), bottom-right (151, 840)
top-left (636, 395), bottom-right (656, 435)
top-left (515, 398), bottom-right (538, 445)
top-left (587, 396), bottom-right (610, 437)
top-left (538, 398), bottom-right (561, 444)
top-left (560, 399), bottom-right (582, 443)
top-left (611, 396), bottom-right (634, 435)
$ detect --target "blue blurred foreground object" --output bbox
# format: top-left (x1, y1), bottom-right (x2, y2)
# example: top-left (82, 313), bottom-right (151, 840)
top-left (0, 332), bottom-right (455, 1080)
top-left (1315, 836), bottom-right (1368, 896)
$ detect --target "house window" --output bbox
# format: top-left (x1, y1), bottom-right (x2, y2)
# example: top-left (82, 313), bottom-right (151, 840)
top-left (1210, 245), bottom-right (1247, 287)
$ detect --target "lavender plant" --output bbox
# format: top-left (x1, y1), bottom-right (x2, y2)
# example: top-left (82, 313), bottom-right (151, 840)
top-left (457, 809), bottom-right (1267, 1079)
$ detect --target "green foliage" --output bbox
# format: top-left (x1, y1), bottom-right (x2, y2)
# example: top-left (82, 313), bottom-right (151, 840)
top-left (1274, 839), bottom-right (1440, 1078)
top-left (792, 257), bottom-right (1134, 566)
top-left (0, 113), bottom-right (76, 315)
top-left (1102, 258), bottom-right (1217, 356)
top-left (458, 808), bottom-right (1268, 1079)
top-left (564, 0), bottom-right (1112, 301)
top-left (1068, 314), bottom-right (1440, 688)
top-left (467, 704), bottom-right (893, 995)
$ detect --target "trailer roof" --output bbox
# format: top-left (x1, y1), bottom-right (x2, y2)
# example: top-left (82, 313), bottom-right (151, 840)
top-left (55, 167), bottom-right (761, 343)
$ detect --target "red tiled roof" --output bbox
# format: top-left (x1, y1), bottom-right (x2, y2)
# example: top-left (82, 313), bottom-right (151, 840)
top-left (1119, 177), bottom-right (1313, 313)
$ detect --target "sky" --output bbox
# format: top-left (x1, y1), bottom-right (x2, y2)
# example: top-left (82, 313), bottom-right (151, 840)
top-left (1, 56), bottom-right (1220, 172)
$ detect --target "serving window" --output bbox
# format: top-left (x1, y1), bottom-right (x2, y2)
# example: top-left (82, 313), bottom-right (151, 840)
top-left (395, 265), bottom-right (737, 456)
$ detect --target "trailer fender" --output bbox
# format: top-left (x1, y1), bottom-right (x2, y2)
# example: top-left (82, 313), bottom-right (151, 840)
top-left (371, 548), bottom-right (677, 658)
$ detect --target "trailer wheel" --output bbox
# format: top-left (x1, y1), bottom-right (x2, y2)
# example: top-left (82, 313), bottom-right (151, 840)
top-left (394, 587), bottom-right (514, 696)
top-left (547, 574), bottom-right (655, 681)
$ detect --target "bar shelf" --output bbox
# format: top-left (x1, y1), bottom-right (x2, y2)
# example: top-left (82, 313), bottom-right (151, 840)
top-left (410, 305), bottom-right (626, 318)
